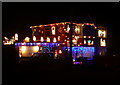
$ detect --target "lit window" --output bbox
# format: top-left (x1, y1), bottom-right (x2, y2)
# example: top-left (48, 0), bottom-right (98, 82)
top-left (47, 37), bottom-right (50, 42)
top-left (21, 46), bottom-right (26, 53)
top-left (33, 46), bottom-right (39, 52)
top-left (100, 38), bottom-right (106, 46)
top-left (51, 26), bottom-right (56, 35)
top-left (84, 40), bottom-right (86, 44)
top-left (98, 30), bottom-right (106, 38)
top-left (53, 37), bottom-right (57, 42)
top-left (84, 36), bottom-right (86, 38)
top-left (41, 37), bottom-right (44, 42)
top-left (67, 25), bottom-right (70, 33)
top-left (15, 33), bottom-right (18, 41)
top-left (33, 36), bottom-right (36, 41)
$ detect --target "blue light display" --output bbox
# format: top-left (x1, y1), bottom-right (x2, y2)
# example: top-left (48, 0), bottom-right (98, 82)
top-left (62, 46), bottom-right (95, 60)
top-left (15, 42), bottom-right (95, 60)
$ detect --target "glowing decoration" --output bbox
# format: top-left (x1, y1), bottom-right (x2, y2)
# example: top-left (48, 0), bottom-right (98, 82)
top-left (58, 44), bottom-right (60, 46)
top-left (93, 37), bottom-right (95, 38)
top-left (15, 33), bottom-right (18, 41)
top-left (95, 26), bottom-right (97, 29)
top-left (67, 40), bottom-right (69, 43)
top-left (63, 43), bottom-right (65, 45)
top-left (86, 23), bottom-right (90, 25)
top-left (51, 26), bottom-right (56, 35)
top-left (91, 41), bottom-right (94, 45)
top-left (21, 46), bottom-right (26, 53)
top-left (84, 40), bottom-right (86, 44)
top-left (59, 50), bottom-right (62, 54)
top-left (40, 37), bottom-right (44, 42)
top-left (75, 26), bottom-right (80, 34)
top-left (67, 25), bottom-right (70, 33)
top-left (72, 39), bottom-right (76, 43)
top-left (58, 36), bottom-right (60, 41)
top-left (82, 24), bottom-right (84, 26)
top-left (3, 41), bottom-right (12, 45)
top-left (24, 37), bottom-right (30, 42)
top-left (88, 36), bottom-right (91, 38)
top-left (98, 30), bottom-right (106, 38)
top-left (4, 37), bottom-right (9, 40)
top-left (33, 46), bottom-right (39, 52)
top-left (73, 59), bottom-right (75, 62)
top-left (88, 40), bottom-right (91, 45)
top-left (100, 38), bottom-right (106, 47)
top-left (19, 50), bottom-right (22, 58)
top-left (53, 37), bottom-right (57, 42)
top-left (84, 36), bottom-right (86, 38)
top-left (33, 36), bottom-right (36, 41)
top-left (47, 37), bottom-right (50, 42)
top-left (72, 35), bottom-right (74, 37)
top-left (12, 36), bottom-right (14, 39)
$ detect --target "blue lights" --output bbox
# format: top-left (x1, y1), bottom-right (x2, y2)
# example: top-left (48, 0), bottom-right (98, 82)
top-left (15, 42), bottom-right (59, 47)
top-left (15, 42), bottom-right (95, 60)
top-left (62, 46), bottom-right (95, 60)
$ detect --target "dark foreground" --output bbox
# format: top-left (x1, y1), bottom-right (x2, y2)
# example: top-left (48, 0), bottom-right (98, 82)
top-left (3, 61), bottom-right (120, 85)
top-left (3, 45), bottom-right (120, 85)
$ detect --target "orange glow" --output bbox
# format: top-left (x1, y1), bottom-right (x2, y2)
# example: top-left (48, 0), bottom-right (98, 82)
top-left (67, 40), bottom-right (69, 43)
top-left (84, 36), bottom-right (86, 38)
top-left (53, 37), bottom-right (57, 42)
top-left (21, 46), bottom-right (26, 53)
top-left (82, 24), bottom-right (84, 26)
top-left (84, 40), bottom-right (86, 44)
top-left (33, 46), bottom-right (39, 52)
top-left (58, 36), bottom-right (60, 41)
top-left (63, 43), bottom-right (65, 45)
top-left (24, 37), bottom-right (30, 42)
top-left (88, 36), bottom-right (91, 38)
top-left (95, 26), bottom-right (97, 29)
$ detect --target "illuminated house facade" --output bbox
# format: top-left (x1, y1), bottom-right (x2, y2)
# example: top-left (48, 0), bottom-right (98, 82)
top-left (15, 22), bottom-right (107, 61)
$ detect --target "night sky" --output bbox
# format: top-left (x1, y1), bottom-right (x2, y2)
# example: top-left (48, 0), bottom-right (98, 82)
top-left (2, 2), bottom-right (120, 55)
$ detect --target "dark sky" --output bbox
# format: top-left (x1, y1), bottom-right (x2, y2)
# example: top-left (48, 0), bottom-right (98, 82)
top-left (2, 2), bottom-right (120, 54)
